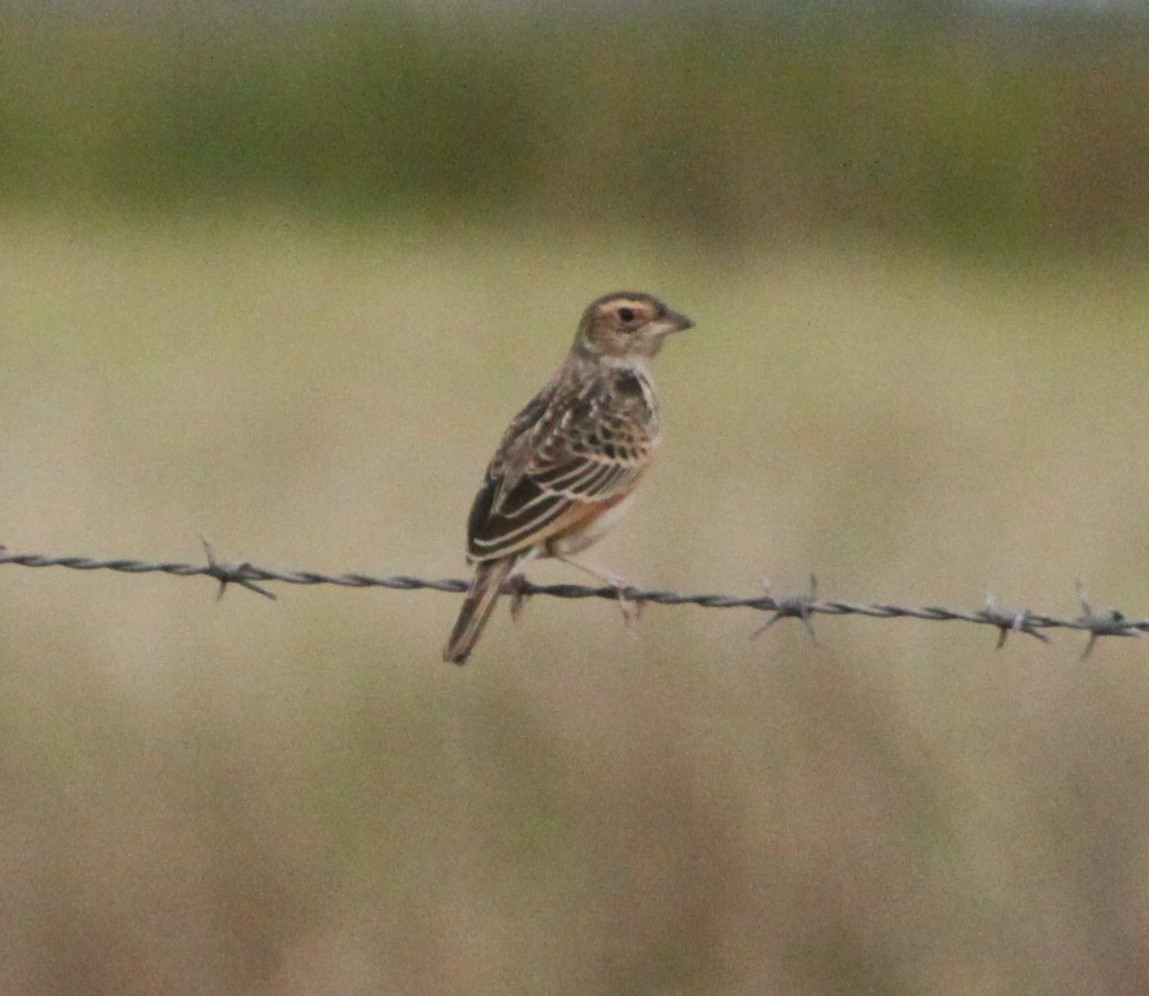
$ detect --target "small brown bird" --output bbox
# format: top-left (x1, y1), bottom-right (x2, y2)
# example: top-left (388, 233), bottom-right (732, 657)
top-left (443, 291), bottom-right (693, 664)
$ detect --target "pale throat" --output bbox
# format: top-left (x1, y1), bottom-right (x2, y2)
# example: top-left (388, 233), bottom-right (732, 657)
top-left (597, 351), bottom-right (654, 374)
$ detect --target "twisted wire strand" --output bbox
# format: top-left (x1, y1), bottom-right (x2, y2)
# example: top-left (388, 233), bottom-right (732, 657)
top-left (0, 546), bottom-right (1143, 656)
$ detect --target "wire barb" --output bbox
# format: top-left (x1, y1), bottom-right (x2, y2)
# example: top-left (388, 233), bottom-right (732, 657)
top-left (751, 575), bottom-right (819, 641)
top-left (201, 537), bottom-right (278, 602)
top-left (979, 593), bottom-right (1049, 649)
top-left (1075, 579), bottom-right (1139, 659)
top-left (1, 546), bottom-right (1146, 655)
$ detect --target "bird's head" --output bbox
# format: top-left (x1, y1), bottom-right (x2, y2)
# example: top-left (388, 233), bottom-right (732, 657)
top-left (575, 292), bottom-right (694, 361)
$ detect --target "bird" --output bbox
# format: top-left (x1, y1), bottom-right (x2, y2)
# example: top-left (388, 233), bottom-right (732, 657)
top-left (443, 291), bottom-right (694, 664)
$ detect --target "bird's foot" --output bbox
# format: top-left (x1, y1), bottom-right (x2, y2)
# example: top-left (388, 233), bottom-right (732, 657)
top-left (508, 571), bottom-right (531, 623)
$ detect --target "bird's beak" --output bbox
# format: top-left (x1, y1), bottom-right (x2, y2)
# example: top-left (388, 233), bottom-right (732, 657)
top-left (654, 309), bottom-right (694, 336)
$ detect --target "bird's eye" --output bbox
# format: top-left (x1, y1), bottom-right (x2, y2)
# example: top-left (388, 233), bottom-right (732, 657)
top-left (618, 307), bottom-right (635, 323)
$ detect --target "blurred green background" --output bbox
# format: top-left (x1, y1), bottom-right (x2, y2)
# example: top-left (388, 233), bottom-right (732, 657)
top-left (3, 1), bottom-right (1149, 993)
top-left (3, 0), bottom-right (1149, 253)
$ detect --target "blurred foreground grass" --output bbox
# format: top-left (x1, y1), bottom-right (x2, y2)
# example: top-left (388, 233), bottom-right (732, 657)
top-left (2, 214), bottom-right (1149, 993)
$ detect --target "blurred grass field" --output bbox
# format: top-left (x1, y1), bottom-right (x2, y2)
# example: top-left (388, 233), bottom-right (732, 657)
top-left (3, 0), bottom-right (1149, 991)
top-left (3, 212), bottom-right (1149, 993)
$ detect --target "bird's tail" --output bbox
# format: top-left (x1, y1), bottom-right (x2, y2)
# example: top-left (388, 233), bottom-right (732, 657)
top-left (443, 557), bottom-right (516, 665)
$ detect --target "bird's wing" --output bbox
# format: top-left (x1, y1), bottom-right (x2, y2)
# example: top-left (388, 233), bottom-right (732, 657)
top-left (466, 370), bottom-right (656, 561)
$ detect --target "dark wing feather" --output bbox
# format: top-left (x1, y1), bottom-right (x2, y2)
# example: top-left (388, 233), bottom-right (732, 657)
top-left (466, 367), bottom-right (657, 561)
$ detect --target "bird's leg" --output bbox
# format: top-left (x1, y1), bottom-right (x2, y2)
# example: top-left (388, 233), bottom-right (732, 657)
top-left (504, 550), bottom-right (538, 623)
top-left (555, 555), bottom-right (644, 628)
top-left (507, 569), bottom-right (531, 623)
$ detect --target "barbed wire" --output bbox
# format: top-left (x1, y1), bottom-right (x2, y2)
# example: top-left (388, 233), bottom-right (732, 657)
top-left (0, 543), bottom-right (1142, 657)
